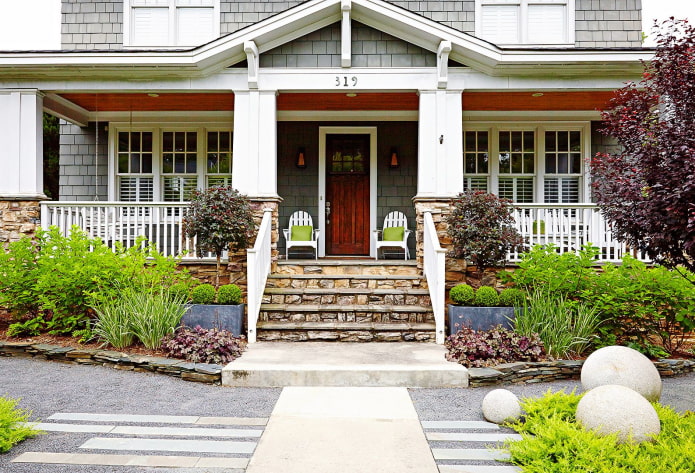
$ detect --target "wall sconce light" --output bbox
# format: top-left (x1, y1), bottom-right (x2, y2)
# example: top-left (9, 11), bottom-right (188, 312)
top-left (296, 147), bottom-right (307, 169)
top-left (388, 148), bottom-right (400, 168)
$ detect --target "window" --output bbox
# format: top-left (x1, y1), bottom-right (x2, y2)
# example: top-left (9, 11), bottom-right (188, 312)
top-left (476, 0), bottom-right (574, 45)
top-left (124, 0), bottom-right (220, 47)
top-left (462, 124), bottom-right (587, 203)
top-left (463, 131), bottom-right (490, 192)
top-left (114, 128), bottom-right (232, 202)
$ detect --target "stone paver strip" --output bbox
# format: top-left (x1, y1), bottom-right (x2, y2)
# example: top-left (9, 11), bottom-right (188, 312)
top-left (12, 452), bottom-right (198, 467)
top-left (197, 416), bottom-right (268, 426)
top-left (80, 437), bottom-right (257, 454)
top-left (437, 465), bottom-right (521, 473)
top-left (431, 448), bottom-right (510, 461)
top-left (111, 425), bottom-right (263, 438)
top-left (426, 432), bottom-right (522, 442)
top-left (35, 422), bottom-right (115, 433)
top-left (196, 457), bottom-right (250, 468)
top-left (49, 413), bottom-right (201, 424)
top-left (421, 421), bottom-right (499, 430)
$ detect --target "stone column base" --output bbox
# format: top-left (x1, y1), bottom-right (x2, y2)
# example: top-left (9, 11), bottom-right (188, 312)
top-left (0, 199), bottom-right (42, 244)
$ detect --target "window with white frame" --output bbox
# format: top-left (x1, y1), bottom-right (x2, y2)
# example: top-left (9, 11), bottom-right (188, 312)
top-left (124, 0), bottom-right (220, 47)
top-left (462, 124), bottom-right (587, 203)
top-left (476, 0), bottom-right (574, 45)
top-left (115, 127), bottom-right (232, 202)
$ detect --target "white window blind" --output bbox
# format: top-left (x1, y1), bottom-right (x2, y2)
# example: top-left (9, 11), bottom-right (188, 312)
top-left (528, 4), bottom-right (566, 44)
top-left (120, 177), bottom-right (154, 202)
top-left (477, 0), bottom-right (572, 45)
top-left (544, 178), bottom-right (579, 203)
top-left (481, 5), bottom-right (519, 44)
top-left (131, 8), bottom-right (169, 46)
top-left (177, 8), bottom-right (215, 46)
top-left (126, 0), bottom-right (218, 47)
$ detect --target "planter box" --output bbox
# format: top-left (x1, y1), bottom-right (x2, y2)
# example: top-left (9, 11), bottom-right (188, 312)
top-left (448, 305), bottom-right (515, 334)
top-left (181, 304), bottom-right (245, 337)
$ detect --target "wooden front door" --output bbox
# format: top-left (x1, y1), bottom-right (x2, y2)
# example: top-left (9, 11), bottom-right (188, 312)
top-left (325, 134), bottom-right (370, 255)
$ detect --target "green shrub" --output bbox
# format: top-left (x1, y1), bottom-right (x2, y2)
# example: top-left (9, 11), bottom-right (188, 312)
top-left (514, 289), bottom-right (601, 358)
top-left (474, 286), bottom-right (500, 307)
top-left (504, 391), bottom-right (695, 473)
top-left (169, 282), bottom-right (191, 302)
top-left (163, 326), bottom-right (246, 364)
top-left (445, 325), bottom-right (545, 368)
top-left (0, 397), bottom-right (42, 453)
top-left (218, 284), bottom-right (242, 305)
top-left (499, 288), bottom-right (526, 307)
top-left (450, 284), bottom-right (475, 305)
top-left (128, 288), bottom-right (188, 349)
top-left (0, 226), bottom-right (190, 338)
top-left (191, 284), bottom-right (216, 304)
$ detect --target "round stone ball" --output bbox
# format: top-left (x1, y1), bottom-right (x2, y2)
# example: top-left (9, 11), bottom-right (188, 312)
top-left (482, 389), bottom-right (521, 424)
top-left (576, 384), bottom-right (661, 444)
top-left (581, 345), bottom-right (662, 402)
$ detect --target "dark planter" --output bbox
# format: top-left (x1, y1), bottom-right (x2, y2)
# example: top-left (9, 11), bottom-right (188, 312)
top-left (181, 304), bottom-right (245, 337)
top-left (448, 305), bottom-right (515, 334)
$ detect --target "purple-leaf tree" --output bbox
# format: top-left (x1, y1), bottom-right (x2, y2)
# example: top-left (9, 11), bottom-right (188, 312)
top-left (591, 18), bottom-right (695, 276)
top-left (182, 186), bottom-right (255, 288)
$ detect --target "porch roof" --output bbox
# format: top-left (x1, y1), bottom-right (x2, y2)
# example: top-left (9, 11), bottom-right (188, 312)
top-left (0, 0), bottom-right (653, 81)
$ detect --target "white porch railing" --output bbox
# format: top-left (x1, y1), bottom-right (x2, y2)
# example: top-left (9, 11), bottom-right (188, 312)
top-left (246, 208), bottom-right (273, 343)
top-left (508, 204), bottom-right (648, 263)
top-left (423, 210), bottom-right (447, 344)
top-left (40, 201), bottom-right (197, 258)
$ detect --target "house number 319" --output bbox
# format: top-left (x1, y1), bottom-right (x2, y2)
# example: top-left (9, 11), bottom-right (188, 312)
top-left (335, 76), bottom-right (358, 87)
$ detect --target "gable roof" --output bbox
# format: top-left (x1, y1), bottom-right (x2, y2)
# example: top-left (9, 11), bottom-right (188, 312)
top-left (0, 0), bottom-right (651, 80)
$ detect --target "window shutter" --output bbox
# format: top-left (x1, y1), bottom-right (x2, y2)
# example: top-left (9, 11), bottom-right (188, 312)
top-left (176, 7), bottom-right (215, 46)
top-left (544, 177), bottom-right (579, 203)
top-left (528, 4), bottom-right (566, 44)
top-left (481, 5), bottom-right (519, 44)
top-left (131, 8), bottom-right (169, 46)
top-left (120, 177), bottom-right (154, 202)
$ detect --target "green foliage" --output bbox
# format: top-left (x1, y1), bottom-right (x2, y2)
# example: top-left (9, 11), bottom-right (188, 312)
top-left (474, 286), bottom-right (500, 307)
top-left (127, 288), bottom-right (189, 349)
top-left (182, 186), bottom-right (255, 287)
top-left (450, 284), bottom-right (475, 305)
top-left (163, 326), bottom-right (246, 364)
top-left (514, 289), bottom-right (601, 358)
top-left (169, 282), bottom-right (191, 302)
top-left (217, 284), bottom-right (242, 305)
top-left (7, 316), bottom-right (45, 337)
top-left (0, 397), bottom-right (42, 453)
top-left (445, 325), bottom-right (545, 368)
top-left (504, 391), bottom-right (695, 473)
top-left (499, 288), bottom-right (526, 307)
top-left (446, 191), bottom-right (525, 271)
top-left (0, 226), bottom-right (189, 339)
top-left (191, 284), bottom-right (216, 305)
top-left (90, 289), bottom-right (136, 349)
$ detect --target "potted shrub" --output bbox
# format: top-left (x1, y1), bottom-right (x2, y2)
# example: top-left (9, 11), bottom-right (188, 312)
top-left (448, 284), bottom-right (525, 334)
top-left (180, 283), bottom-right (245, 337)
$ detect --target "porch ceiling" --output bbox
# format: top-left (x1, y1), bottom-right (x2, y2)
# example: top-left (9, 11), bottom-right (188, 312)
top-left (58, 92), bottom-right (235, 112)
top-left (462, 91), bottom-right (615, 111)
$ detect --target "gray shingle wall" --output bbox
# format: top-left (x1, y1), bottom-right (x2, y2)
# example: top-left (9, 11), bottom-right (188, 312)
top-left (260, 22), bottom-right (435, 68)
top-left (386, 0), bottom-right (476, 34)
top-left (59, 121), bottom-right (108, 201)
top-left (221, 0), bottom-right (305, 34)
top-left (575, 0), bottom-right (643, 47)
top-left (61, 0), bottom-right (123, 50)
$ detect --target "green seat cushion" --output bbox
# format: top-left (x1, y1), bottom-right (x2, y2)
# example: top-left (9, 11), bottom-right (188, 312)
top-left (532, 220), bottom-right (546, 235)
top-left (291, 225), bottom-right (313, 241)
top-left (383, 226), bottom-right (405, 242)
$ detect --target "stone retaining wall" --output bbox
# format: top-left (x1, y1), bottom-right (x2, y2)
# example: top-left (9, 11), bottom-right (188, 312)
top-left (0, 341), bottom-right (223, 384)
top-left (468, 358), bottom-right (695, 387)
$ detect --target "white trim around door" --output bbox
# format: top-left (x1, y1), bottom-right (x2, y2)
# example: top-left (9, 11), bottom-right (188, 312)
top-left (318, 126), bottom-right (378, 258)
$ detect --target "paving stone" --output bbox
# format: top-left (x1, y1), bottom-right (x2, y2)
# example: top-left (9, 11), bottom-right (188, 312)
top-left (196, 416), bottom-right (268, 426)
top-left (421, 420), bottom-right (499, 430)
top-left (432, 448), bottom-right (510, 461)
top-left (48, 413), bottom-right (201, 424)
top-left (35, 423), bottom-right (115, 433)
top-left (111, 425), bottom-right (263, 438)
top-left (426, 432), bottom-right (522, 442)
top-left (80, 437), bottom-right (257, 454)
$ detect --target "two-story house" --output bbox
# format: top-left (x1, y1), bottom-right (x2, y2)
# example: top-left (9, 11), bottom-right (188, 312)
top-left (0, 0), bottom-right (650, 343)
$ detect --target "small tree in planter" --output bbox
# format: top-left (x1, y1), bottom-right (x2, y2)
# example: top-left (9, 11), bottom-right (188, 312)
top-left (446, 191), bottom-right (525, 279)
top-left (182, 186), bottom-right (255, 289)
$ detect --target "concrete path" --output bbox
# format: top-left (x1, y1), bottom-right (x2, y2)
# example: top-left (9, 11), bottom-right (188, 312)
top-left (246, 387), bottom-right (439, 473)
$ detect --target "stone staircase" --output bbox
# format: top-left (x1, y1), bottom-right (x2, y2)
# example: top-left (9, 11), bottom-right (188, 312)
top-left (256, 260), bottom-right (436, 342)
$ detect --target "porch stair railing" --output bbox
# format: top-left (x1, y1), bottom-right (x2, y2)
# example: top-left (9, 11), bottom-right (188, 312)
top-left (246, 208), bottom-right (273, 343)
top-left (423, 210), bottom-right (447, 344)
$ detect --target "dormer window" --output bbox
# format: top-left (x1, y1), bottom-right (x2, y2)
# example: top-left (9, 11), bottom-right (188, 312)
top-left (124, 0), bottom-right (220, 48)
top-left (476, 0), bottom-right (575, 46)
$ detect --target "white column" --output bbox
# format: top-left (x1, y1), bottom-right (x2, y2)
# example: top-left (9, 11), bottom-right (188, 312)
top-left (232, 90), bottom-right (279, 198)
top-left (0, 90), bottom-right (44, 198)
top-left (416, 90), bottom-right (463, 197)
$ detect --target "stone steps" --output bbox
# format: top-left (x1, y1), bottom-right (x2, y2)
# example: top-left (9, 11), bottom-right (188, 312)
top-left (257, 260), bottom-right (435, 342)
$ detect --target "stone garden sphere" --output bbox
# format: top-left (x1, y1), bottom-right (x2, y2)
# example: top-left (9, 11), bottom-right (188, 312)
top-left (581, 345), bottom-right (662, 402)
top-left (576, 384), bottom-right (661, 444)
top-left (482, 389), bottom-right (521, 424)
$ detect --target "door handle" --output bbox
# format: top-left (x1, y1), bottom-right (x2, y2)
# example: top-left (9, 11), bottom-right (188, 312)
top-left (326, 202), bottom-right (331, 217)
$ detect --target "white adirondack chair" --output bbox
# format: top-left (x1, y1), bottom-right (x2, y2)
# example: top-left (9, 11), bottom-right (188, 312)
top-left (374, 211), bottom-right (411, 260)
top-left (283, 210), bottom-right (320, 259)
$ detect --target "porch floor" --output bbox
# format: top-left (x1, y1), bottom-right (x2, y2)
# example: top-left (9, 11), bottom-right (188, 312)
top-left (221, 342), bottom-right (468, 387)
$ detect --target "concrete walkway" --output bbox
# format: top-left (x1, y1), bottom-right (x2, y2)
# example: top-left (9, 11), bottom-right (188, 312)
top-left (246, 387), bottom-right (439, 473)
top-left (222, 342), bottom-right (469, 387)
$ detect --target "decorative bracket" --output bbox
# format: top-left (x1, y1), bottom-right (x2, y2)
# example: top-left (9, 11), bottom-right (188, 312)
top-left (341, 0), bottom-right (352, 68)
top-left (437, 40), bottom-right (452, 89)
top-left (244, 40), bottom-right (259, 89)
